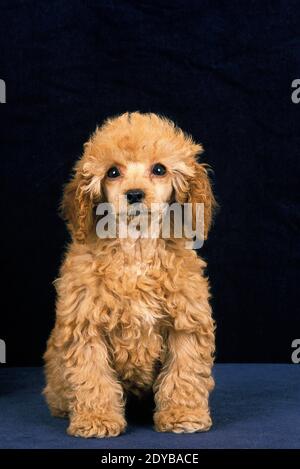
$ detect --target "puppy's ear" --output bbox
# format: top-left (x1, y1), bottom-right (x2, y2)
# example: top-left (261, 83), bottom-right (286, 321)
top-left (188, 160), bottom-right (216, 239)
top-left (172, 140), bottom-right (216, 239)
top-left (61, 144), bottom-right (103, 243)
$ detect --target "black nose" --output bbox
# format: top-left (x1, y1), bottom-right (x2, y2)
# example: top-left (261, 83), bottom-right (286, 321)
top-left (126, 189), bottom-right (145, 204)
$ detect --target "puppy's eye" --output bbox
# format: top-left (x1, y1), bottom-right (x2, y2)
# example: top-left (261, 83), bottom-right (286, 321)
top-left (107, 166), bottom-right (121, 178)
top-left (152, 163), bottom-right (166, 176)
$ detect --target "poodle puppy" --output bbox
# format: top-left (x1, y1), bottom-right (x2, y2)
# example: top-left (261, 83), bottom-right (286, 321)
top-left (44, 112), bottom-right (216, 438)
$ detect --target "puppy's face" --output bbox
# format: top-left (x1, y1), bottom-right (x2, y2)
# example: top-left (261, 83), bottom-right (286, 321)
top-left (103, 159), bottom-right (173, 214)
top-left (62, 112), bottom-right (215, 242)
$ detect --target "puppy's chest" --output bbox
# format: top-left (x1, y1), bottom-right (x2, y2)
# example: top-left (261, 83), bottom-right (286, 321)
top-left (108, 299), bottom-right (165, 390)
top-left (100, 239), bottom-right (168, 389)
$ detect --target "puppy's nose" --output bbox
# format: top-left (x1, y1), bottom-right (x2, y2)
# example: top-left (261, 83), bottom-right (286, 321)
top-left (126, 189), bottom-right (145, 204)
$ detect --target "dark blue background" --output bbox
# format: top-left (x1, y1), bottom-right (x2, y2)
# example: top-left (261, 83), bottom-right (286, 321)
top-left (1, 0), bottom-right (299, 364)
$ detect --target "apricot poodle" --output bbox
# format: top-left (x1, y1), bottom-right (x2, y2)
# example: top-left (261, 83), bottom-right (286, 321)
top-left (44, 112), bottom-right (216, 438)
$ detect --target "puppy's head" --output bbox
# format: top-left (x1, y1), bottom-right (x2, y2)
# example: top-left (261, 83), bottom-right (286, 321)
top-left (62, 112), bottom-right (216, 243)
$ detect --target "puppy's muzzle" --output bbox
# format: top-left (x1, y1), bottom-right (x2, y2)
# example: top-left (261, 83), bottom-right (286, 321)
top-left (126, 189), bottom-right (145, 204)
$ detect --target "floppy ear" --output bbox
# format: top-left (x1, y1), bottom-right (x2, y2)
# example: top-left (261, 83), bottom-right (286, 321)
top-left (61, 144), bottom-right (104, 243)
top-left (60, 165), bottom-right (92, 243)
top-left (171, 139), bottom-right (216, 240)
top-left (188, 161), bottom-right (216, 239)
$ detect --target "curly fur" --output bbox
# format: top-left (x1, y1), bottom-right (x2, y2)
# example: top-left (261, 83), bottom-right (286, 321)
top-left (44, 112), bottom-right (216, 437)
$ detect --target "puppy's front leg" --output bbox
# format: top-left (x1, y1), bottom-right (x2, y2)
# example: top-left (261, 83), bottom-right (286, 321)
top-left (65, 332), bottom-right (126, 438)
top-left (154, 328), bottom-right (214, 433)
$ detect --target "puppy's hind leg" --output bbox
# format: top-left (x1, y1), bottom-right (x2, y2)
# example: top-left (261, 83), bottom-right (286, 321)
top-left (43, 335), bottom-right (69, 418)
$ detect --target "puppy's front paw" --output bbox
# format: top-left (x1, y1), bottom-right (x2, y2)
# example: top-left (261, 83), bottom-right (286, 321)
top-left (67, 411), bottom-right (126, 438)
top-left (154, 407), bottom-right (212, 433)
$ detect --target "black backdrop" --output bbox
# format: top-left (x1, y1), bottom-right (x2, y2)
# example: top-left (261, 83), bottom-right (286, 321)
top-left (1, 0), bottom-right (299, 365)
